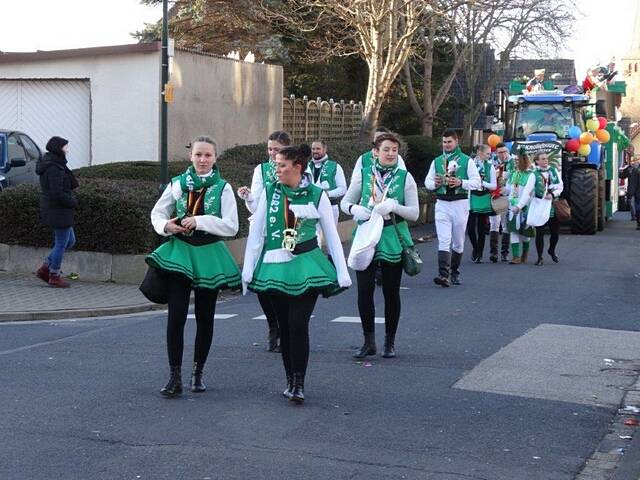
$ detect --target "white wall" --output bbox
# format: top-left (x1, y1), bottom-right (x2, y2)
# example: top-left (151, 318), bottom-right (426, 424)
top-left (0, 52), bottom-right (160, 165)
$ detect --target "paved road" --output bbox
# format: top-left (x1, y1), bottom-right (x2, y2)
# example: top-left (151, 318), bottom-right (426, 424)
top-left (1, 215), bottom-right (639, 479)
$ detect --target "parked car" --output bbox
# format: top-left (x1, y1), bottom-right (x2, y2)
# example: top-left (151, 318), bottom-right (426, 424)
top-left (0, 130), bottom-right (42, 191)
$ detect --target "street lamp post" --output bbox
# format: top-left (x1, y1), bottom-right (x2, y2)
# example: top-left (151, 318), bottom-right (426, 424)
top-left (159, 0), bottom-right (169, 189)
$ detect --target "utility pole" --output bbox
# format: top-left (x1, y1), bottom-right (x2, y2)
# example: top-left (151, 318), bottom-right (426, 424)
top-left (159, 0), bottom-right (169, 189)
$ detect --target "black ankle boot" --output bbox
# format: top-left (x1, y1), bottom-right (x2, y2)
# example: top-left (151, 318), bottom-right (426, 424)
top-left (548, 249), bottom-right (559, 263)
top-left (353, 332), bottom-right (376, 358)
top-left (433, 250), bottom-right (451, 287)
top-left (450, 251), bottom-right (462, 285)
top-left (190, 362), bottom-right (206, 393)
top-left (381, 335), bottom-right (396, 358)
top-left (283, 373), bottom-right (293, 399)
top-left (267, 328), bottom-right (280, 353)
top-left (160, 366), bottom-right (182, 397)
top-left (290, 373), bottom-right (305, 404)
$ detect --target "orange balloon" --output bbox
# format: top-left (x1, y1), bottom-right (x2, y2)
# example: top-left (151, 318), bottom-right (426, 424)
top-left (596, 129), bottom-right (610, 143)
top-left (487, 134), bottom-right (501, 148)
top-left (580, 132), bottom-right (594, 145)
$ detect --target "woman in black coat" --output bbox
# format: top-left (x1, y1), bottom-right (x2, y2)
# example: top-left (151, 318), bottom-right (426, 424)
top-left (35, 137), bottom-right (79, 288)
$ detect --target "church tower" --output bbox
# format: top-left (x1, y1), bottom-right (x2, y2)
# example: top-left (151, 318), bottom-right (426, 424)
top-left (621, 0), bottom-right (640, 120)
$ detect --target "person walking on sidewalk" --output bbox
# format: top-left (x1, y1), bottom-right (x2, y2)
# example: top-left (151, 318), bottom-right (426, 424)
top-left (147, 136), bottom-right (241, 398)
top-left (467, 144), bottom-right (496, 263)
top-left (425, 129), bottom-right (481, 286)
top-left (341, 132), bottom-right (419, 359)
top-left (620, 156), bottom-right (640, 229)
top-left (242, 144), bottom-right (351, 404)
top-left (237, 130), bottom-right (292, 353)
top-left (506, 150), bottom-right (535, 264)
top-left (35, 136), bottom-right (78, 289)
top-left (489, 143), bottom-right (514, 263)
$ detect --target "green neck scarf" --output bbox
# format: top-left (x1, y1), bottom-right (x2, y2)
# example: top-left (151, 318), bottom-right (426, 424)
top-left (179, 165), bottom-right (220, 192)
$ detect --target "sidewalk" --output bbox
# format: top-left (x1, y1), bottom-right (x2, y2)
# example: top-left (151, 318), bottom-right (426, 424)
top-left (0, 271), bottom-right (163, 321)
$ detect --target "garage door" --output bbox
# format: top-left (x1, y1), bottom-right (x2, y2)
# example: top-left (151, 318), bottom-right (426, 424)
top-left (0, 79), bottom-right (91, 169)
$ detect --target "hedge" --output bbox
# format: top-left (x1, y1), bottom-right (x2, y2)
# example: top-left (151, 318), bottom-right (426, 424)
top-left (0, 137), bottom-right (436, 254)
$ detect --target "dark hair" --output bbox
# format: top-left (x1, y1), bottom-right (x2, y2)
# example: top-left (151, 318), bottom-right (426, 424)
top-left (495, 142), bottom-right (508, 150)
top-left (268, 130), bottom-right (292, 146)
top-left (442, 128), bottom-right (458, 140)
top-left (516, 151), bottom-right (531, 172)
top-left (46, 136), bottom-right (69, 155)
top-left (278, 144), bottom-right (312, 171)
top-left (373, 132), bottom-right (401, 149)
top-left (190, 135), bottom-right (217, 154)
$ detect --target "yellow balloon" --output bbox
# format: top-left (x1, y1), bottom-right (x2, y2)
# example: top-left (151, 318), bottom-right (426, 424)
top-left (596, 129), bottom-right (610, 143)
top-left (580, 132), bottom-right (594, 144)
top-left (586, 118), bottom-right (600, 131)
top-left (578, 144), bottom-right (591, 157)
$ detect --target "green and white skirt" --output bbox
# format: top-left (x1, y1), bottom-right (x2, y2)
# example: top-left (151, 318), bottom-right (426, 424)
top-left (146, 237), bottom-right (241, 291)
top-left (249, 247), bottom-right (344, 297)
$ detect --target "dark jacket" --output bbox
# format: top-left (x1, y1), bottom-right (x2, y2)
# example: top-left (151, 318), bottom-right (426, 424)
top-left (621, 165), bottom-right (640, 197)
top-left (36, 152), bottom-right (79, 228)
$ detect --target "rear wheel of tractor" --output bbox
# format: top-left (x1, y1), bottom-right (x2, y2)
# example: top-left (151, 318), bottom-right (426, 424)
top-left (570, 168), bottom-right (598, 235)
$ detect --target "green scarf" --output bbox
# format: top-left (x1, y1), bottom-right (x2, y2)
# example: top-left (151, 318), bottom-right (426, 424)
top-left (179, 165), bottom-right (220, 192)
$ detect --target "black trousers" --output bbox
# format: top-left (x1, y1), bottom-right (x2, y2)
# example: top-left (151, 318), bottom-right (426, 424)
top-left (268, 291), bottom-right (319, 376)
top-left (258, 292), bottom-right (278, 333)
top-left (356, 260), bottom-right (403, 337)
top-left (467, 212), bottom-right (489, 257)
top-left (535, 216), bottom-right (560, 257)
top-left (166, 275), bottom-right (218, 367)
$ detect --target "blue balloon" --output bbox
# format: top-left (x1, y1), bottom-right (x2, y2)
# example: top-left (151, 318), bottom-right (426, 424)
top-left (568, 126), bottom-right (581, 139)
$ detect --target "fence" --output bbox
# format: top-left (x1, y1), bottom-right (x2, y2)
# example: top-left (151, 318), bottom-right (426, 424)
top-left (282, 95), bottom-right (364, 143)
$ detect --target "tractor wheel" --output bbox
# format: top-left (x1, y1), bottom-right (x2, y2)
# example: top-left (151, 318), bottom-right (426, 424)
top-left (597, 167), bottom-right (605, 231)
top-left (570, 168), bottom-right (598, 235)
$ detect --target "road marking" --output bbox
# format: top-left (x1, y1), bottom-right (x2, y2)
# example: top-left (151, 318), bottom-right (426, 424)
top-left (253, 314), bottom-right (314, 319)
top-left (187, 314), bottom-right (237, 320)
top-left (331, 316), bottom-right (385, 324)
top-left (400, 287), bottom-right (410, 290)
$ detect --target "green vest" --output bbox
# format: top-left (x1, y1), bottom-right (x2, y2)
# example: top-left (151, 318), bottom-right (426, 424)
top-left (533, 167), bottom-right (560, 198)
top-left (433, 147), bottom-right (470, 198)
top-left (360, 167), bottom-right (407, 208)
top-left (360, 150), bottom-right (375, 170)
top-left (470, 159), bottom-right (493, 213)
top-left (172, 175), bottom-right (227, 218)
top-left (307, 158), bottom-right (338, 190)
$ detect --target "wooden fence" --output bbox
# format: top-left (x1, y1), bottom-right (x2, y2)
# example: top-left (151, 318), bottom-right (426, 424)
top-left (282, 95), bottom-right (364, 143)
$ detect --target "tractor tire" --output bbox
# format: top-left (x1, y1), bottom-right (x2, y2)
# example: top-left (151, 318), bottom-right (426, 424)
top-left (597, 167), bottom-right (605, 231)
top-left (570, 168), bottom-right (598, 235)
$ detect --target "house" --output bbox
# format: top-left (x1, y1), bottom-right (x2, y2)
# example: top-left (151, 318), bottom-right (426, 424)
top-left (0, 43), bottom-right (283, 168)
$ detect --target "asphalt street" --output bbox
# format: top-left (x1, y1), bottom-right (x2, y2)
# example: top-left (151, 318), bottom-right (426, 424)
top-left (1, 215), bottom-right (639, 480)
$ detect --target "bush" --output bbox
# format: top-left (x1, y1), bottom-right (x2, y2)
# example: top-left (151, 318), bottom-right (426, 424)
top-left (74, 161), bottom-right (191, 182)
top-left (404, 135), bottom-right (443, 186)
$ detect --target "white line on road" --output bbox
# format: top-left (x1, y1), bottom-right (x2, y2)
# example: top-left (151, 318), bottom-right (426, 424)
top-left (331, 316), bottom-right (385, 324)
top-left (187, 314), bottom-right (237, 320)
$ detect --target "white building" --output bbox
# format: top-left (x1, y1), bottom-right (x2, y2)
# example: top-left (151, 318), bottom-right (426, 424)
top-left (0, 43), bottom-right (283, 168)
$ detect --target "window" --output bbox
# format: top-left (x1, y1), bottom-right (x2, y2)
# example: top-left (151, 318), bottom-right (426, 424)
top-left (7, 135), bottom-right (27, 162)
top-left (18, 135), bottom-right (40, 161)
top-left (513, 103), bottom-right (574, 139)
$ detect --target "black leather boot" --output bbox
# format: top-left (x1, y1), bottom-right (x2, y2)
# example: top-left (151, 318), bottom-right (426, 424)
top-left (353, 332), bottom-right (377, 358)
top-left (501, 233), bottom-right (510, 262)
top-left (290, 373), bottom-right (305, 404)
top-left (489, 232), bottom-right (499, 263)
top-left (450, 251), bottom-right (463, 285)
top-left (283, 373), bottom-right (293, 399)
top-left (160, 366), bottom-right (182, 397)
top-left (433, 250), bottom-right (451, 287)
top-left (190, 362), bottom-right (206, 393)
top-left (381, 335), bottom-right (396, 358)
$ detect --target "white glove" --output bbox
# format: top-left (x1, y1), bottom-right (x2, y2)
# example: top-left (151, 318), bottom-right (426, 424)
top-left (374, 199), bottom-right (398, 216)
top-left (242, 270), bottom-right (253, 285)
top-left (338, 271), bottom-right (352, 288)
top-left (319, 180), bottom-right (331, 190)
top-left (350, 205), bottom-right (372, 222)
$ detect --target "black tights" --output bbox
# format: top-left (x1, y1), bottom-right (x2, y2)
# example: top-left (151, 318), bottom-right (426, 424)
top-left (535, 216), bottom-right (560, 257)
top-left (258, 292), bottom-right (278, 333)
top-left (467, 212), bottom-right (488, 257)
top-left (356, 260), bottom-right (403, 337)
top-left (268, 292), bottom-right (318, 376)
top-left (166, 276), bottom-right (218, 367)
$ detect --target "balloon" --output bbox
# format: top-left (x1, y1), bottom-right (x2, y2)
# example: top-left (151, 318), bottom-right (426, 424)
top-left (596, 129), bottom-right (610, 143)
top-left (566, 139), bottom-right (580, 153)
top-left (487, 134), bottom-right (501, 148)
top-left (586, 118), bottom-right (600, 131)
top-left (580, 132), bottom-right (594, 144)
top-left (598, 117), bottom-right (608, 130)
top-left (568, 126), bottom-right (582, 139)
top-left (578, 144), bottom-right (591, 157)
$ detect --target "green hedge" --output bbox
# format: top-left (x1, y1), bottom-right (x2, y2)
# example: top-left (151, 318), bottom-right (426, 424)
top-left (0, 138), bottom-right (438, 254)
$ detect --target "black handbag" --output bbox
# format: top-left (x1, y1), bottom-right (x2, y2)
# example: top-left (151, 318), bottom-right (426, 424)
top-left (139, 265), bottom-right (169, 304)
top-left (391, 214), bottom-right (423, 276)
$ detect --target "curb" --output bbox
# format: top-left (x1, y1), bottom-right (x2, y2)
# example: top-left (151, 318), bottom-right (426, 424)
top-left (0, 303), bottom-right (167, 322)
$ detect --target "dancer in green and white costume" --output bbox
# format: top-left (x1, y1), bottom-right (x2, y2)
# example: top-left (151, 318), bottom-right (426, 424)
top-left (237, 130), bottom-right (292, 353)
top-left (341, 132), bottom-right (419, 359)
top-left (505, 151), bottom-right (535, 264)
top-left (148, 136), bottom-right (241, 398)
top-left (351, 127), bottom-right (406, 195)
top-left (467, 144), bottom-right (497, 263)
top-left (489, 142), bottom-right (516, 262)
top-left (242, 144), bottom-right (351, 404)
top-left (308, 139), bottom-right (347, 225)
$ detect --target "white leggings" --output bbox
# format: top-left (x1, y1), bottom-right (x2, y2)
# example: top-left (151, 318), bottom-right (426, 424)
top-left (435, 199), bottom-right (469, 254)
top-left (489, 212), bottom-right (507, 232)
